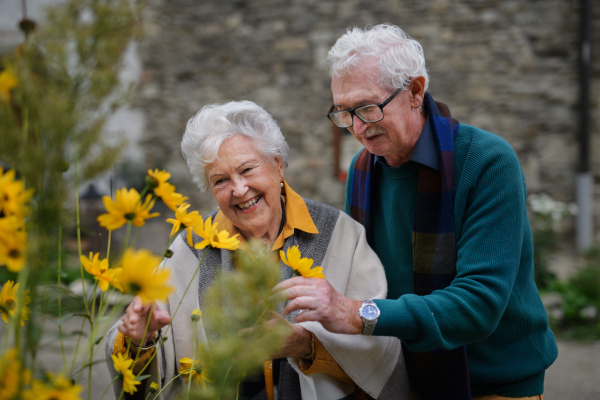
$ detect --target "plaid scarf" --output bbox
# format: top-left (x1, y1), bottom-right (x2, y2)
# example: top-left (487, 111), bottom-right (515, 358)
top-left (348, 92), bottom-right (471, 400)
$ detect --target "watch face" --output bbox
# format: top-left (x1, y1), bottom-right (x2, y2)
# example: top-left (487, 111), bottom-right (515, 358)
top-left (361, 304), bottom-right (379, 321)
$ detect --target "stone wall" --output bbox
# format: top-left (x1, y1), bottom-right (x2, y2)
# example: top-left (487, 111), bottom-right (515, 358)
top-left (132, 0), bottom-right (600, 240)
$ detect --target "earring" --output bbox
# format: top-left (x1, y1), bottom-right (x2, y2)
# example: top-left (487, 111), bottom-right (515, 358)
top-left (281, 182), bottom-right (284, 187)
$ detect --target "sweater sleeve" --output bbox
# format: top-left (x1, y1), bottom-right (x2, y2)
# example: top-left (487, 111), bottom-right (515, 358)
top-left (373, 137), bottom-right (527, 352)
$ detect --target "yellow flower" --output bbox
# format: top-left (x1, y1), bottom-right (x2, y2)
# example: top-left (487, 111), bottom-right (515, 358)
top-left (187, 216), bottom-right (240, 251)
top-left (0, 348), bottom-right (30, 400)
top-left (0, 229), bottom-right (26, 272)
top-left (0, 167), bottom-right (34, 218)
top-left (154, 181), bottom-right (188, 212)
top-left (149, 381), bottom-right (159, 393)
top-left (0, 68), bottom-right (18, 103)
top-left (178, 344), bottom-right (212, 388)
top-left (80, 252), bottom-right (123, 292)
top-left (116, 248), bottom-right (172, 302)
top-left (0, 280), bottom-right (31, 326)
top-left (147, 169), bottom-right (188, 211)
top-left (191, 308), bottom-right (202, 322)
top-left (111, 353), bottom-right (141, 395)
top-left (280, 246), bottom-right (324, 279)
top-left (22, 373), bottom-right (83, 400)
top-left (166, 203), bottom-right (200, 238)
top-left (147, 169), bottom-right (171, 188)
top-left (97, 188), bottom-right (160, 231)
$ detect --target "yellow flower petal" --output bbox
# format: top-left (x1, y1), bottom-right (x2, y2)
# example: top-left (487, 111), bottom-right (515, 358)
top-left (97, 188), bottom-right (159, 231)
top-left (191, 217), bottom-right (239, 251)
top-left (280, 246), bottom-right (324, 279)
top-left (111, 353), bottom-right (140, 395)
top-left (116, 248), bottom-right (172, 302)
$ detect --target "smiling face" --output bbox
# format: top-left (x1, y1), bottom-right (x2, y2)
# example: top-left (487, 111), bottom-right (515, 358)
top-left (331, 60), bottom-right (426, 166)
top-left (206, 135), bottom-right (284, 242)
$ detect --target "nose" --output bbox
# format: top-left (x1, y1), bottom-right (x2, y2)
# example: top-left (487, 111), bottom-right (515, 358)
top-left (351, 114), bottom-right (369, 137)
top-left (231, 176), bottom-right (248, 198)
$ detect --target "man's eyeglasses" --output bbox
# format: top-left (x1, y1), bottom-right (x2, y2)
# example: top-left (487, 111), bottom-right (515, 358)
top-left (327, 79), bottom-right (411, 128)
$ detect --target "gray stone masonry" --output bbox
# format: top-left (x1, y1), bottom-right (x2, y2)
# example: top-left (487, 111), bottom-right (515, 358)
top-left (133, 0), bottom-right (600, 241)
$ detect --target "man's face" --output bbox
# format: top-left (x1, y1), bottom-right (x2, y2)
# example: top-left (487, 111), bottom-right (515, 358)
top-left (331, 61), bottom-right (424, 167)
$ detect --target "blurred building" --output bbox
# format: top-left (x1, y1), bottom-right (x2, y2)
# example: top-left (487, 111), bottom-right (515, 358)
top-left (2, 0), bottom-right (600, 243)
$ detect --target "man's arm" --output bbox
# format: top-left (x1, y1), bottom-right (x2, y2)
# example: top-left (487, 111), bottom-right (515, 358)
top-left (276, 137), bottom-right (527, 352)
top-left (373, 138), bottom-right (526, 351)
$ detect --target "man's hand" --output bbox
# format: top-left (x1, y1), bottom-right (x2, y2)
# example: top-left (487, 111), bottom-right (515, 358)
top-left (272, 277), bottom-right (364, 335)
top-left (118, 296), bottom-right (171, 346)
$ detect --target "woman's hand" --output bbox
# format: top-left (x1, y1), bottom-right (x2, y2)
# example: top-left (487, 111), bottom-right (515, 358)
top-left (273, 277), bottom-right (364, 335)
top-left (118, 296), bottom-right (171, 346)
top-left (237, 312), bottom-right (312, 360)
top-left (266, 312), bottom-right (312, 359)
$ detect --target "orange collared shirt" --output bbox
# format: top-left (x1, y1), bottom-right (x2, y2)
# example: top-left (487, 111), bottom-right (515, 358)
top-left (212, 180), bottom-right (319, 253)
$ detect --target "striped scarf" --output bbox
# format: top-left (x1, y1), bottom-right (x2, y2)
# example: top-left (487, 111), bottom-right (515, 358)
top-left (348, 92), bottom-right (471, 400)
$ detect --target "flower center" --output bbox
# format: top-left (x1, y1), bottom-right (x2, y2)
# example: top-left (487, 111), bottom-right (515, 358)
top-left (194, 362), bottom-right (202, 375)
top-left (125, 213), bottom-right (136, 220)
top-left (9, 250), bottom-right (20, 259)
top-left (5, 299), bottom-right (16, 311)
top-left (145, 175), bottom-right (159, 189)
top-left (129, 283), bottom-right (141, 294)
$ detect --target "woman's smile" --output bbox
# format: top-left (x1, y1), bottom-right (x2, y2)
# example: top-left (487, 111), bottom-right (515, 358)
top-left (236, 195), bottom-right (261, 212)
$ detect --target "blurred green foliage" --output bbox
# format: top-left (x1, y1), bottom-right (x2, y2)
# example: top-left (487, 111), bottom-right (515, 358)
top-left (188, 241), bottom-right (290, 399)
top-left (0, 0), bottom-right (141, 372)
top-left (550, 248), bottom-right (600, 340)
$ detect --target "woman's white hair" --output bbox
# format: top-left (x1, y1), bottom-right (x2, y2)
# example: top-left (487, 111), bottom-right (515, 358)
top-left (327, 23), bottom-right (429, 92)
top-left (181, 100), bottom-right (290, 191)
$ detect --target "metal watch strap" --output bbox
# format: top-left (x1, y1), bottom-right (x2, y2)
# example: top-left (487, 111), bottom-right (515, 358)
top-left (360, 300), bottom-right (379, 336)
top-left (362, 320), bottom-right (377, 335)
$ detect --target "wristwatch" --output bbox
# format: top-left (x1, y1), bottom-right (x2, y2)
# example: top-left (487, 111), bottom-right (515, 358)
top-left (358, 300), bottom-right (380, 336)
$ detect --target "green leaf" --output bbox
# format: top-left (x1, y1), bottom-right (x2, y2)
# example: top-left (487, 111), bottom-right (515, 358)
top-left (58, 313), bottom-right (75, 325)
top-left (94, 336), bottom-right (103, 345)
top-left (72, 359), bottom-right (107, 375)
top-left (73, 313), bottom-right (92, 323)
top-left (136, 375), bottom-right (151, 382)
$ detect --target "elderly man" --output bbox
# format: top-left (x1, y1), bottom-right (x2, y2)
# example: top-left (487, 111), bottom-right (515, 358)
top-left (275, 24), bottom-right (557, 400)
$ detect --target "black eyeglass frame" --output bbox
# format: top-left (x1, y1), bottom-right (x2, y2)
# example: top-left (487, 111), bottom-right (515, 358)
top-left (327, 79), bottom-right (411, 128)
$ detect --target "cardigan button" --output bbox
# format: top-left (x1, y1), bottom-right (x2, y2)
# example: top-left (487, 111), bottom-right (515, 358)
top-left (268, 362), bottom-right (273, 370)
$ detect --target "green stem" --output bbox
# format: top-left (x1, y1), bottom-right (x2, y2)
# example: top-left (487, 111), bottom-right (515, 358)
top-left (13, 267), bottom-right (29, 363)
top-left (69, 317), bottom-right (87, 378)
top-left (135, 248), bottom-right (209, 378)
top-left (117, 222), bottom-right (133, 262)
top-left (57, 225), bottom-right (68, 376)
top-left (132, 304), bottom-right (155, 365)
top-left (87, 282), bottom-right (98, 400)
top-left (98, 375), bottom-right (120, 400)
top-left (131, 226), bottom-right (141, 248)
top-left (107, 230), bottom-right (112, 260)
top-left (186, 324), bottom-right (198, 399)
top-left (153, 371), bottom-right (186, 400)
top-left (218, 365), bottom-right (233, 400)
top-left (74, 132), bottom-right (90, 315)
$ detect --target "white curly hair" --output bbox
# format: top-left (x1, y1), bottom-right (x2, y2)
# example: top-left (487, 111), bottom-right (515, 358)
top-left (327, 23), bottom-right (429, 92)
top-left (181, 100), bottom-right (290, 191)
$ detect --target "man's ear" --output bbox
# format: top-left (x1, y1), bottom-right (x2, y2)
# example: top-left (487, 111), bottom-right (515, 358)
top-left (409, 76), bottom-right (426, 109)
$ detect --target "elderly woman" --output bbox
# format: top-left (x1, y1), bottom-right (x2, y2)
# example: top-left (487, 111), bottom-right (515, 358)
top-left (106, 101), bottom-right (409, 399)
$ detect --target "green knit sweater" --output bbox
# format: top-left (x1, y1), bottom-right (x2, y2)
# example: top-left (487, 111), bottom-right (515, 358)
top-left (345, 124), bottom-right (558, 397)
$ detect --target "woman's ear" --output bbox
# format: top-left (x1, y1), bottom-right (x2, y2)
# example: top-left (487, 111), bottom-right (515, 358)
top-left (275, 156), bottom-right (285, 182)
